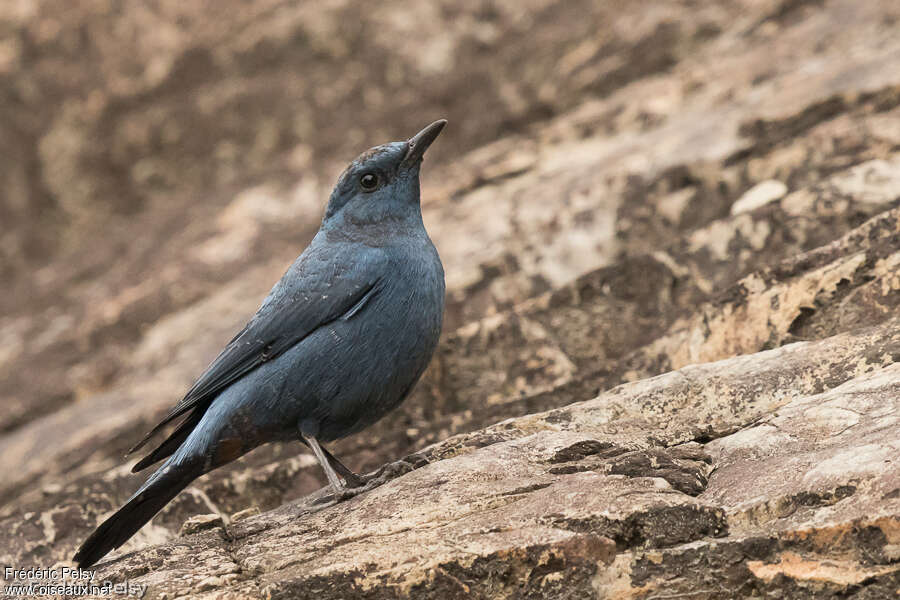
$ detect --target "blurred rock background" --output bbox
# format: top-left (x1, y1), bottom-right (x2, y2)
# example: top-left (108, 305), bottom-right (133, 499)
top-left (2, 0), bottom-right (900, 597)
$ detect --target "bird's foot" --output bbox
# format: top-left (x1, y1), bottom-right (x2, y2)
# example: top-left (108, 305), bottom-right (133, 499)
top-left (361, 453), bottom-right (427, 487)
top-left (311, 485), bottom-right (354, 505)
top-left (312, 454), bottom-right (428, 505)
top-left (340, 470), bottom-right (366, 489)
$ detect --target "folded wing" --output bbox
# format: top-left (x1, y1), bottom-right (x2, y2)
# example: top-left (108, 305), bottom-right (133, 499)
top-left (128, 246), bottom-right (385, 465)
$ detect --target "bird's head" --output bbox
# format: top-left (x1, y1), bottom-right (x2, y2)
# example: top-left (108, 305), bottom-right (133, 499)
top-left (323, 120), bottom-right (446, 228)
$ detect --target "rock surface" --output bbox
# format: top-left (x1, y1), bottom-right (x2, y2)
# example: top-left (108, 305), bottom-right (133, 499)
top-left (3, 0), bottom-right (900, 598)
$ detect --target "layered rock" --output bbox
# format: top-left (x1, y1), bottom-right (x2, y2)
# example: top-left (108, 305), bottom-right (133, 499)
top-left (77, 307), bottom-right (900, 598)
top-left (3, 0), bottom-right (900, 598)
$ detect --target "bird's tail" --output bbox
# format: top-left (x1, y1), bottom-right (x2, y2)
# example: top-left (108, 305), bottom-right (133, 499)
top-left (73, 455), bottom-right (202, 568)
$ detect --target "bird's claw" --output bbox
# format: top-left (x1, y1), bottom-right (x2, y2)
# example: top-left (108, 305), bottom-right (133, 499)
top-left (311, 486), bottom-right (354, 505)
top-left (312, 455), bottom-right (428, 505)
top-left (364, 458), bottom-right (415, 484)
top-left (360, 453), bottom-right (428, 486)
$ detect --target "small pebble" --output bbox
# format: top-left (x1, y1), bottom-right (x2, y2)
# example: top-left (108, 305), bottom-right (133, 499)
top-left (179, 514), bottom-right (223, 536)
top-left (231, 506), bottom-right (261, 522)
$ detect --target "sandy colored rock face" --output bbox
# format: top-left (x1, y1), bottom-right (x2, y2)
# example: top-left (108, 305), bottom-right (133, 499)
top-left (3, 0), bottom-right (900, 598)
top-left (59, 317), bottom-right (900, 599)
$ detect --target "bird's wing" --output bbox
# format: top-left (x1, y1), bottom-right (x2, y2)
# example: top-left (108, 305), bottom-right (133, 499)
top-left (128, 246), bottom-right (385, 455)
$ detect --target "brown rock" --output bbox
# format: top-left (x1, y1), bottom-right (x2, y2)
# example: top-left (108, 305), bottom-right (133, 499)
top-left (230, 507), bottom-right (260, 523)
top-left (3, 1), bottom-right (900, 598)
top-left (83, 316), bottom-right (900, 598)
top-left (179, 514), bottom-right (224, 537)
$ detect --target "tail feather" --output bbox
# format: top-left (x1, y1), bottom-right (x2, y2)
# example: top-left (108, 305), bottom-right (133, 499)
top-left (73, 459), bottom-right (200, 568)
top-left (131, 411), bottom-right (203, 473)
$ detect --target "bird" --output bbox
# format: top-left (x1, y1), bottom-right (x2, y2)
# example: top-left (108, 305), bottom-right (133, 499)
top-left (73, 120), bottom-right (448, 568)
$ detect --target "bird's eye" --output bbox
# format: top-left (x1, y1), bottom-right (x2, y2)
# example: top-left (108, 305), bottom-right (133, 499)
top-left (359, 173), bottom-right (379, 191)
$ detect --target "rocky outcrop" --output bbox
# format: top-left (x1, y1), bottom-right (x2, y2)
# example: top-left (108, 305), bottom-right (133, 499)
top-left (65, 308), bottom-right (900, 598)
top-left (3, 0), bottom-right (900, 598)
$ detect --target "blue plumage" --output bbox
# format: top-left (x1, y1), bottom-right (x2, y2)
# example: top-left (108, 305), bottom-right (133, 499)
top-left (74, 120), bottom-right (447, 568)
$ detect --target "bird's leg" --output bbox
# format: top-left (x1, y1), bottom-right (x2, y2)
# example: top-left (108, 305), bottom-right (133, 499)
top-left (319, 445), bottom-right (366, 488)
top-left (302, 434), bottom-right (344, 497)
top-left (299, 434), bottom-right (365, 488)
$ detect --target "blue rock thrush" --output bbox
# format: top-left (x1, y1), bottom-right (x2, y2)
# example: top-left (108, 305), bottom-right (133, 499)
top-left (73, 120), bottom-right (448, 568)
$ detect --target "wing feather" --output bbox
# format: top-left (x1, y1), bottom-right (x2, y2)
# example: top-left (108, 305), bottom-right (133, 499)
top-left (128, 245), bottom-right (384, 455)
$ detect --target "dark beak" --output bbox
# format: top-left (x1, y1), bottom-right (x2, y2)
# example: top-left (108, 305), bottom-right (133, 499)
top-left (401, 119), bottom-right (447, 167)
